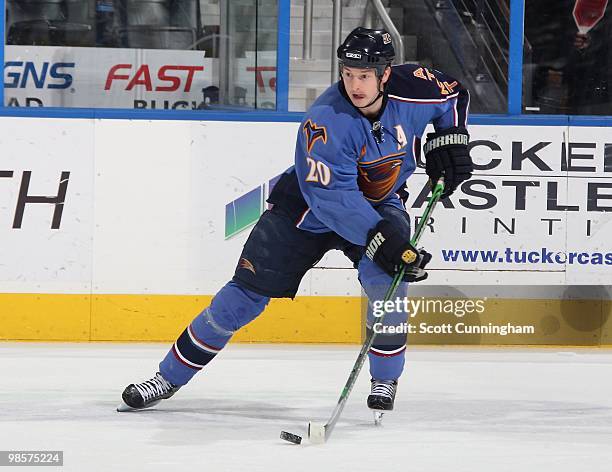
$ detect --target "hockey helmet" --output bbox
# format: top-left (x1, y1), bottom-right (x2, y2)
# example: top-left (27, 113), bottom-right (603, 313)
top-left (337, 27), bottom-right (395, 76)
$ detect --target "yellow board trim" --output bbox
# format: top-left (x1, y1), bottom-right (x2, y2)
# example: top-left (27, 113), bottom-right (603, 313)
top-left (0, 294), bottom-right (611, 346)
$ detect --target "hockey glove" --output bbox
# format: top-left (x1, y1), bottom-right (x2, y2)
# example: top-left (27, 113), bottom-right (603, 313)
top-left (423, 127), bottom-right (473, 198)
top-left (404, 249), bottom-right (431, 283)
top-left (365, 219), bottom-right (430, 283)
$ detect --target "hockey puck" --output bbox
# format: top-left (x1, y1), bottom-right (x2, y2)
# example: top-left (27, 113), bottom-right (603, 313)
top-left (280, 431), bottom-right (302, 444)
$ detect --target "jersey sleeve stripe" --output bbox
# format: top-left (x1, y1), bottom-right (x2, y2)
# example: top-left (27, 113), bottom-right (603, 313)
top-left (463, 90), bottom-right (471, 127)
top-left (388, 92), bottom-right (460, 104)
top-left (295, 208), bottom-right (310, 228)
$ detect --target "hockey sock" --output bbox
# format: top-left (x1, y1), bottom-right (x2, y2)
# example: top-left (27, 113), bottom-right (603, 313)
top-left (159, 281), bottom-right (269, 385)
top-left (359, 255), bottom-right (409, 381)
top-left (368, 342), bottom-right (406, 380)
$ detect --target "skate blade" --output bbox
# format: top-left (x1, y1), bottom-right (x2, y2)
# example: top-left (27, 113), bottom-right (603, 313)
top-left (116, 400), bottom-right (161, 412)
top-left (117, 401), bottom-right (137, 412)
top-left (372, 410), bottom-right (384, 426)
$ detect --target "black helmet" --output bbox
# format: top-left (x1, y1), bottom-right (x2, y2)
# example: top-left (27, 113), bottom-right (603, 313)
top-left (337, 27), bottom-right (395, 76)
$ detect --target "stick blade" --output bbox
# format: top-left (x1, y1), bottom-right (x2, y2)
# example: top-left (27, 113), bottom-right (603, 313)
top-left (308, 421), bottom-right (327, 444)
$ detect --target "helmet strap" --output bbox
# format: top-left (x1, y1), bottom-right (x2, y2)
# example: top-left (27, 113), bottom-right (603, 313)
top-left (355, 90), bottom-right (383, 109)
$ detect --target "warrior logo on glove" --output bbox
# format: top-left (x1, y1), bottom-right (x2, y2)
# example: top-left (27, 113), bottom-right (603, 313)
top-left (365, 219), bottom-right (426, 282)
top-left (366, 231), bottom-right (417, 265)
top-left (423, 126), bottom-right (473, 198)
top-left (365, 232), bottom-right (386, 260)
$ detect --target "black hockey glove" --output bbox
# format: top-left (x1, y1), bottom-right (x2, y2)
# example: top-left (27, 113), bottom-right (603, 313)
top-left (423, 127), bottom-right (473, 198)
top-left (405, 249), bottom-right (431, 283)
top-left (365, 219), bottom-right (431, 283)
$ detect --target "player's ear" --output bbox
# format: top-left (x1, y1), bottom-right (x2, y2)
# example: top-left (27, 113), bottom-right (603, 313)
top-left (380, 66), bottom-right (392, 86)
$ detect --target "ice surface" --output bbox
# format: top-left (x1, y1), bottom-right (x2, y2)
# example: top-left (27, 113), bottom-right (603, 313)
top-left (1, 343), bottom-right (612, 472)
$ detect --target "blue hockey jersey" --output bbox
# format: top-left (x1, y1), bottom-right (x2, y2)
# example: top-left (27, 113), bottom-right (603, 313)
top-left (281, 63), bottom-right (470, 246)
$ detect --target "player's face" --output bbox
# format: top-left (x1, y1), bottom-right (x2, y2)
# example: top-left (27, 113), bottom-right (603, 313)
top-left (341, 66), bottom-right (390, 114)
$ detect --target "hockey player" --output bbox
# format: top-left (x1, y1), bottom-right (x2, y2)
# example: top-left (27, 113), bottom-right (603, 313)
top-left (118, 27), bottom-right (472, 415)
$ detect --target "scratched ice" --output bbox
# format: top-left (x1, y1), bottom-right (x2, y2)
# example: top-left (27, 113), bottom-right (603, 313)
top-left (1, 343), bottom-right (612, 472)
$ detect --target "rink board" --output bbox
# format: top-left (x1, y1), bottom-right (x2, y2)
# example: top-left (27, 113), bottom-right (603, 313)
top-left (2, 293), bottom-right (612, 346)
top-left (0, 117), bottom-right (610, 344)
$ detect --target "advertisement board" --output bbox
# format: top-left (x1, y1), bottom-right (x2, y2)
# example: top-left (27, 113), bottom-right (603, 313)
top-left (225, 124), bottom-right (612, 287)
top-left (0, 119), bottom-right (611, 296)
top-left (0, 118), bottom-right (95, 293)
top-left (0, 117), bottom-right (610, 342)
top-left (4, 46), bottom-right (278, 110)
top-left (412, 125), bottom-right (612, 285)
top-left (4, 46), bottom-right (216, 109)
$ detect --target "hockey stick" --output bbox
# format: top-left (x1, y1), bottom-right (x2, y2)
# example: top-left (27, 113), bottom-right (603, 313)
top-left (280, 180), bottom-right (445, 445)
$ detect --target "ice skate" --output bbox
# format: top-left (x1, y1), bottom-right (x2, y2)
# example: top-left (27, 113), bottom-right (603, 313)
top-left (117, 372), bottom-right (180, 412)
top-left (367, 379), bottom-right (397, 425)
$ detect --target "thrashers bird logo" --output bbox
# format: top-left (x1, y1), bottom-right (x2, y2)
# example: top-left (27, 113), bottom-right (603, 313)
top-left (238, 258), bottom-right (256, 275)
top-left (302, 119), bottom-right (328, 153)
top-left (357, 152), bottom-right (405, 202)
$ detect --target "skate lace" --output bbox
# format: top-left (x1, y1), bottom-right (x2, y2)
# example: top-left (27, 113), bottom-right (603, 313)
top-left (371, 381), bottom-right (396, 398)
top-left (134, 373), bottom-right (174, 402)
